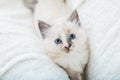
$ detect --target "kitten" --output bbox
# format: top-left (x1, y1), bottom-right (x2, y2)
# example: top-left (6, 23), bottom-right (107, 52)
top-left (23, 0), bottom-right (89, 80)
top-left (38, 11), bottom-right (89, 80)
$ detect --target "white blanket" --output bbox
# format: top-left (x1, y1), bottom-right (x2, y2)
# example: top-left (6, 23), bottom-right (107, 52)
top-left (0, 0), bottom-right (69, 80)
top-left (1, 0), bottom-right (120, 80)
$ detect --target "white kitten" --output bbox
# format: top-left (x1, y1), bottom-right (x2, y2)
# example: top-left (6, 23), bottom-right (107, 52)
top-left (38, 11), bottom-right (89, 80)
top-left (23, 0), bottom-right (89, 80)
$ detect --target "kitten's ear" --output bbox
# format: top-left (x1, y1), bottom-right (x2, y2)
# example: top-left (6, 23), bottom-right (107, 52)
top-left (38, 20), bottom-right (51, 39)
top-left (68, 10), bottom-right (80, 26)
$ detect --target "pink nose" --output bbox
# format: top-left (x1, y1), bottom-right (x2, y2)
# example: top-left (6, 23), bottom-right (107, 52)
top-left (64, 44), bottom-right (71, 49)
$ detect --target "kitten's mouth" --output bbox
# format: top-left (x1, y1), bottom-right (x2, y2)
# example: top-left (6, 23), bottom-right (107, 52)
top-left (65, 48), bottom-right (71, 53)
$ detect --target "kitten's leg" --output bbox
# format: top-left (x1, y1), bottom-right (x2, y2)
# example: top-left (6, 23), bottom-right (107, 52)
top-left (65, 68), bottom-right (82, 80)
top-left (58, 65), bottom-right (82, 80)
top-left (55, 59), bottom-right (82, 80)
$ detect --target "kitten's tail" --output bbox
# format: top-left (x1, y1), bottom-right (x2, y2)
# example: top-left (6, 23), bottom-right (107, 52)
top-left (23, 0), bottom-right (86, 13)
top-left (62, 0), bottom-right (86, 11)
top-left (23, 0), bottom-right (37, 12)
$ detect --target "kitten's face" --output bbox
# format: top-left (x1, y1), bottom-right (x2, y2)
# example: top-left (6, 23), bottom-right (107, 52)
top-left (38, 11), bottom-right (88, 59)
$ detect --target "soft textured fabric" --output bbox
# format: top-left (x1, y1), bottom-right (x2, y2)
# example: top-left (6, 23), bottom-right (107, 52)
top-left (0, 0), bottom-right (69, 80)
top-left (1, 0), bottom-right (120, 80)
top-left (76, 0), bottom-right (120, 80)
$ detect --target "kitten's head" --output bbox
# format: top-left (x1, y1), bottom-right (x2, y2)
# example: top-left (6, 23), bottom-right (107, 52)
top-left (38, 11), bottom-right (88, 59)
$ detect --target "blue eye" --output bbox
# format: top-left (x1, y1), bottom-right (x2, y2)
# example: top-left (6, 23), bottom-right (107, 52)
top-left (70, 34), bottom-right (76, 40)
top-left (55, 38), bottom-right (62, 44)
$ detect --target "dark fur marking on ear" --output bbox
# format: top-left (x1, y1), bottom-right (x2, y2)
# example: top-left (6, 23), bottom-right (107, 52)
top-left (69, 10), bottom-right (80, 26)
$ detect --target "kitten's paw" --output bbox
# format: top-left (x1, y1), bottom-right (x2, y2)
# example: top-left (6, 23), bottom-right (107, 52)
top-left (64, 68), bottom-right (82, 80)
top-left (68, 71), bottom-right (82, 80)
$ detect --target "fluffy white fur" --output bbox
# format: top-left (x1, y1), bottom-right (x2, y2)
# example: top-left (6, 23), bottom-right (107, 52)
top-left (24, 0), bottom-right (89, 79)
top-left (23, 0), bottom-right (88, 79)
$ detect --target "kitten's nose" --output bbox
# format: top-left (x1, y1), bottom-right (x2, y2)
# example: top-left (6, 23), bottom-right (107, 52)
top-left (65, 43), bottom-right (72, 49)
